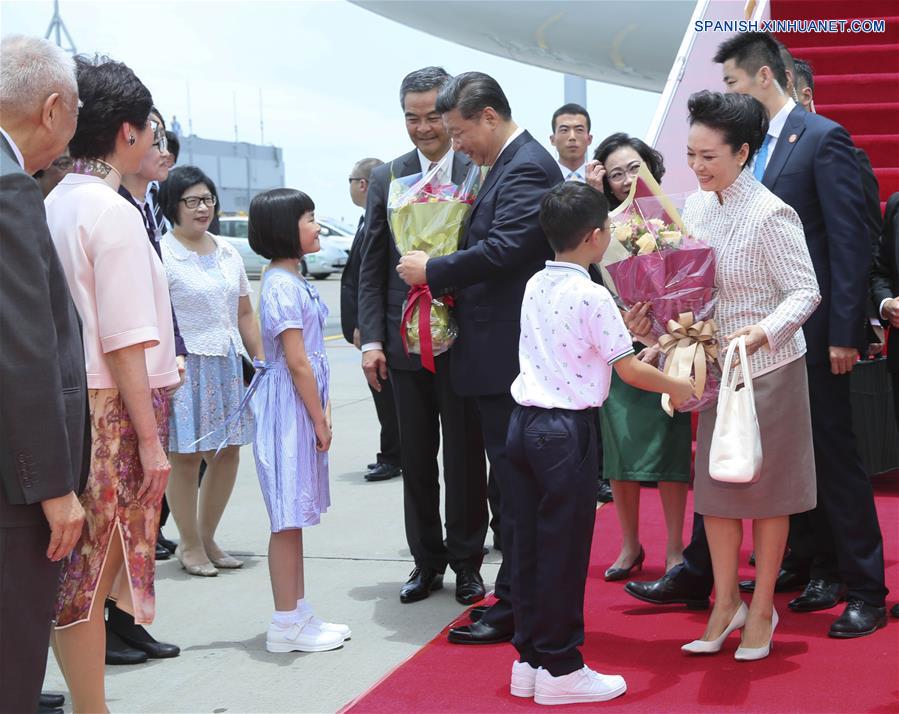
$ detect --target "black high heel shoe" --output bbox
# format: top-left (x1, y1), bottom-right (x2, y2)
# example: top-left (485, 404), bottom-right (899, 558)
top-left (604, 545), bottom-right (645, 581)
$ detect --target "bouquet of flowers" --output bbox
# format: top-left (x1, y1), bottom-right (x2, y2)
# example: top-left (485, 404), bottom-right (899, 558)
top-left (600, 164), bottom-right (719, 415)
top-left (387, 160), bottom-right (481, 372)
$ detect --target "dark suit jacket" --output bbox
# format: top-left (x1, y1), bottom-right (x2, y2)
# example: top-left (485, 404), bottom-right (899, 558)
top-left (872, 193), bottom-right (899, 372)
top-left (762, 105), bottom-right (871, 364)
top-left (0, 136), bottom-right (90, 527)
top-left (340, 215), bottom-right (364, 344)
top-left (427, 131), bottom-right (559, 396)
top-left (358, 150), bottom-right (472, 371)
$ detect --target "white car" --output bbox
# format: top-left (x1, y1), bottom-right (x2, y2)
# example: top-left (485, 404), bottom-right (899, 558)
top-left (218, 215), bottom-right (349, 280)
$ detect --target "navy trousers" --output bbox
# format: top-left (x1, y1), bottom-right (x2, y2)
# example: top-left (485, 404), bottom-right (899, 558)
top-left (507, 405), bottom-right (598, 676)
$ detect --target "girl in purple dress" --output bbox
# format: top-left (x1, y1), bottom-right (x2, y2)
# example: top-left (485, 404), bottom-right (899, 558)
top-left (247, 189), bottom-right (350, 653)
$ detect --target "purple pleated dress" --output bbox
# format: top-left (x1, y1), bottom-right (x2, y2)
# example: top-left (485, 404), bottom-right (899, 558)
top-left (251, 268), bottom-right (330, 531)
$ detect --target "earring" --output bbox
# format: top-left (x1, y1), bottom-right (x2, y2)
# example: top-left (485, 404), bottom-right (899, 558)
top-left (128, 135), bottom-right (135, 145)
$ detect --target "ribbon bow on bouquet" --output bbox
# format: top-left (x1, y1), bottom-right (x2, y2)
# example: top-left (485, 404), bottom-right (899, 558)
top-left (400, 285), bottom-right (455, 373)
top-left (658, 311), bottom-right (718, 416)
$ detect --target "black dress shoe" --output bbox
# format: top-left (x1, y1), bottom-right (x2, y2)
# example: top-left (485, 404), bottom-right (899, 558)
top-left (455, 567), bottom-right (486, 605)
top-left (105, 628), bottom-right (149, 665)
top-left (155, 542), bottom-right (171, 560)
top-left (891, 603), bottom-right (899, 618)
top-left (739, 569), bottom-right (807, 594)
top-left (157, 531), bottom-right (177, 554)
top-left (604, 545), bottom-right (645, 582)
top-left (365, 463), bottom-right (402, 482)
top-left (39, 694), bottom-right (65, 708)
top-left (788, 578), bottom-right (847, 612)
top-left (829, 599), bottom-right (887, 638)
top-left (624, 573), bottom-right (710, 610)
top-left (399, 567), bottom-right (443, 603)
top-left (469, 604), bottom-right (489, 622)
top-left (38, 705), bottom-right (63, 714)
top-left (367, 462), bottom-right (379, 470)
top-left (108, 606), bottom-right (180, 658)
top-left (597, 479), bottom-right (614, 504)
top-left (447, 619), bottom-right (513, 644)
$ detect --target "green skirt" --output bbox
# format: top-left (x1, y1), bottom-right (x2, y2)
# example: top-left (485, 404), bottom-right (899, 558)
top-left (599, 371), bottom-right (691, 482)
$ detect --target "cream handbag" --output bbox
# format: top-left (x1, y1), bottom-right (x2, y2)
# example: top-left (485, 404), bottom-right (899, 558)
top-left (708, 336), bottom-right (763, 484)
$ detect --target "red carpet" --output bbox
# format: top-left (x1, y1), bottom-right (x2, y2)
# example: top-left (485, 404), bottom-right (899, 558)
top-left (342, 473), bottom-right (899, 713)
top-left (773, 0), bottom-right (899, 203)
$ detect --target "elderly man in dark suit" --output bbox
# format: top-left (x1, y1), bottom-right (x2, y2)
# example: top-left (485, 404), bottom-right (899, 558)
top-left (340, 156), bottom-right (403, 482)
top-left (358, 67), bottom-right (488, 606)
top-left (398, 71), bottom-right (559, 644)
top-left (0, 35), bottom-right (90, 714)
top-left (625, 32), bottom-right (887, 639)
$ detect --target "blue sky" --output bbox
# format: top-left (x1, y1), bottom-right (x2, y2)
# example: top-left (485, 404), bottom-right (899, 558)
top-left (2, 0), bottom-right (661, 222)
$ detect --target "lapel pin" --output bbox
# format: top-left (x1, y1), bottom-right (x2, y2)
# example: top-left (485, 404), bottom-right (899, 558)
top-left (788, 133), bottom-right (798, 143)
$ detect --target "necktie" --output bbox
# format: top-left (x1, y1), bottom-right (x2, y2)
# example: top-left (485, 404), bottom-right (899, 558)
top-left (753, 135), bottom-right (771, 181)
top-left (142, 202), bottom-right (157, 238)
top-left (566, 171), bottom-right (583, 182)
top-left (149, 183), bottom-right (167, 235)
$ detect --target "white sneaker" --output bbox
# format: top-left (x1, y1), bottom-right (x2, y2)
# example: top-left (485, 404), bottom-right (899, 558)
top-left (266, 619), bottom-right (345, 653)
top-left (298, 602), bottom-right (351, 640)
top-left (510, 660), bottom-right (539, 697)
top-left (534, 665), bottom-right (626, 705)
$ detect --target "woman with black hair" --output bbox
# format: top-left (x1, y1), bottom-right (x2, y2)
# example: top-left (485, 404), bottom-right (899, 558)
top-left (158, 165), bottom-right (262, 577)
top-left (45, 55), bottom-right (179, 712)
top-left (586, 134), bottom-right (692, 582)
top-left (679, 91), bottom-right (820, 660)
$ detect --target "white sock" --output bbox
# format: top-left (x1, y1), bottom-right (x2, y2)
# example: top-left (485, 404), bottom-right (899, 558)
top-left (296, 598), bottom-right (311, 614)
top-left (271, 609), bottom-right (297, 628)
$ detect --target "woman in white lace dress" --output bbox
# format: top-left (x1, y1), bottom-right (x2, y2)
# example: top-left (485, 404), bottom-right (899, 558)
top-left (679, 91), bottom-right (820, 660)
top-left (158, 166), bottom-right (263, 575)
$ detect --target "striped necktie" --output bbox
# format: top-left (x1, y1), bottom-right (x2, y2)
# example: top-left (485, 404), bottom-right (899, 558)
top-left (149, 183), bottom-right (167, 235)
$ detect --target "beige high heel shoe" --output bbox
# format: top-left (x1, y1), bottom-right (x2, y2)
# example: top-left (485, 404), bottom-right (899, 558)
top-left (735, 609), bottom-right (779, 661)
top-left (682, 602), bottom-right (748, 654)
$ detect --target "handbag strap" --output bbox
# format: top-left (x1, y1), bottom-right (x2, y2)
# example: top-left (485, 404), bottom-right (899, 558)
top-left (737, 336), bottom-right (755, 402)
top-left (720, 337), bottom-right (738, 392)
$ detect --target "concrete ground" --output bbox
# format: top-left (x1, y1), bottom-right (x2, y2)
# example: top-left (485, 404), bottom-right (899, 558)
top-left (42, 275), bottom-right (502, 713)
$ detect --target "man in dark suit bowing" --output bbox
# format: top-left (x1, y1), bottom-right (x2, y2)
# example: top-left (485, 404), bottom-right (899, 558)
top-left (0, 35), bottom-right (90, 714)
top-left (340, 156), bottom-right (403, 482)
top-left (398, 71), bottom-right (559, 644)
top-left (625, 32), bottom-right (887, 639)
top-left (358, 67), bottom-right (488, 606)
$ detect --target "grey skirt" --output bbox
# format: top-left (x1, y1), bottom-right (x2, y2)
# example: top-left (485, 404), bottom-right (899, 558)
top-left (694, 356), bottom-right (816, 519)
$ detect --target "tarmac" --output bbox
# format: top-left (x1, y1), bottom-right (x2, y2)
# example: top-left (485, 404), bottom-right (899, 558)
top-left (41, 275), bottom-right (502, 713)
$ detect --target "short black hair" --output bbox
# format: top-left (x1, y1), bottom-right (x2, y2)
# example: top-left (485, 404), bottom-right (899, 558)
top-left (713, 32), bottom-right (788, 90)
top-left (248, 188), bottom-right (315, 261)
top-left (435, 71), bottom-right (512, 121)
top-left (539, 182), bottom-right (609, 254)
top-left (399, 66), bottom-right (451, 109)
top-left (552, 103), bottom-right (591, 132)
top-left (69, 55), bottom-right (153, 160)
top-left (593, 132), bottom-right (666, 208)
top-left (793, 58), bottom-right (814, 92)
top-left (157, 165), bottom-right (218, 226)
top-left (165, 130), bottom-right (180, 162)
top-left (687, 90), bottom-right (769, 167)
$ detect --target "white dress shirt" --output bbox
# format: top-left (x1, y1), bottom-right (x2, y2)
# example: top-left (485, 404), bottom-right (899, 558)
top-left (751, 97), bottom-right (796, 176)
top-left (492, 126), bottom-right (525, 169)
top-left (0, 127), bottom-right (25, 169)
top-left (511, 261), bottom-right (634, 410)
top-left (418, 148), bottom-right (454, 185)
top-left (558, 160), bottom-right (588, 182)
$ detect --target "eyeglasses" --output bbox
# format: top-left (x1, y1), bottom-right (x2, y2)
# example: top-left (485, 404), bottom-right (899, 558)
top-left (607, 162), bottom-right (642, 183)
top-left (348, 177), bottom-right (365, 183)
top-left (149, 119), bottom-right (168, 152)
top-left (179, 194), bottom-right (217, 209)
